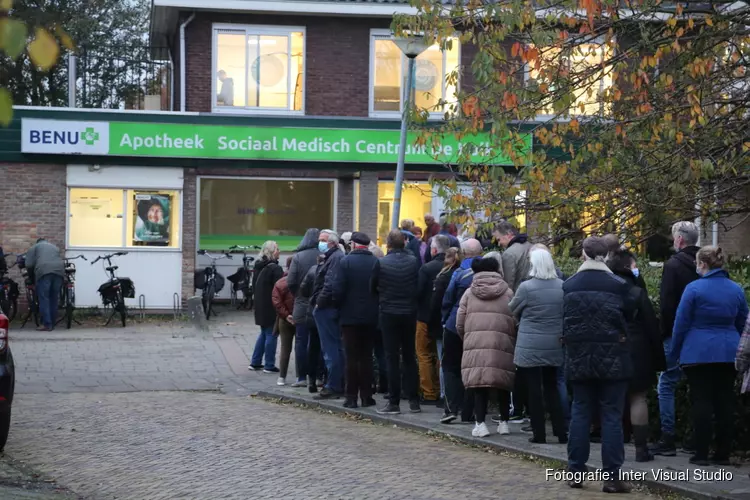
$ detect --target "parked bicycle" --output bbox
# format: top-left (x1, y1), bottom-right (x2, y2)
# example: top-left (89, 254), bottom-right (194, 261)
top-left (195, 250), bottom-right (231, 320)
top-left (57, 255), bottom-right (87, 329)
top-left (0, 254), bottom-right (19, 321)
top-left (91, 252), bottom-right (135, 327)
top-left (16, 254), bottom-right (39, 329)
top-left (227, 245), bottom-right (259, 310)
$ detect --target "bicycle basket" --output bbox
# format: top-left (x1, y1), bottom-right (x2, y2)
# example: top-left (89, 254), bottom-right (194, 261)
top-left (119, 278), bottom-right (135, 299)
top-left (194, 271), bottom-right (206, 290)
top-left (98, 280), bottom-right (119, 305)
top-left (227, 267), bottom-right (249, 291)
top-left (214, 272), bottom-right (225, 293)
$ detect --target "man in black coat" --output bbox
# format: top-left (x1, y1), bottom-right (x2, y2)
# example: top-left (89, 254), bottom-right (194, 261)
top-left (415, 234), bottom-right (449, 404)
top-left (563, 236), bottom-right (634, 493)
top-left (312, 230), bottom-right (345, 399)
top-left (370, 229), bottom-right (420, 415)
top-left (652, 221), bottom-right (700, 456)
top-left (332, 232), bottom-right (379, 409)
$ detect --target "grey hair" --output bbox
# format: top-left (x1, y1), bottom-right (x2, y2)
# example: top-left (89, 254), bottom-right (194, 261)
top-left (321, 229), bottom-right (340, 245)
top-left (430, 234), bottom-right (450, 254)
top-left (258, 240), bottom-right (279, 260)
top-left (672, 221), bottom-right (699, 246)
top-left (529, 248), bottom-right (558, 280)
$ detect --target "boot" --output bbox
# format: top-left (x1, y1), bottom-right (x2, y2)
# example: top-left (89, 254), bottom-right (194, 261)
top-left (650, 433), bottom-right (677, 456)
top-left (602, 478), bottom-right (631, 493)
top-left (633, 425), bottom-right (654, 462)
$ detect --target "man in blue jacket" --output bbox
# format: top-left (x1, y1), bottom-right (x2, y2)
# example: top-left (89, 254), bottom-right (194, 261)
top-left (332, 232), bottom-right (379, 409)
top-left (439, 238), bottom-right (483, 422)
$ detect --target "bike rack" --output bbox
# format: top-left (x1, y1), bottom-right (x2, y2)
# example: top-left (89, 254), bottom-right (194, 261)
top-left (173, 293), bottom-right (181, 320)
top-left (138, 294), bottom-right (146, 319)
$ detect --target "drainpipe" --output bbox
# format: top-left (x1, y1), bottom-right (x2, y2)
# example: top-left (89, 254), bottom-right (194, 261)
top-left (168, 47), bottom-right (175, 112)
top-left (179, 13), bottom-right (196, 113)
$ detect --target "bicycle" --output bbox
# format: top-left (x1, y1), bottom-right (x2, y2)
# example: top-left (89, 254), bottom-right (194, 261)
top-left (0, 254), bottom-right (19, 321)
top-left (196, 250), bottom-right (231, 320)
top-left (227, 245), bottom-right (258, 310)
top-left (16, 253), bottom-right (40, 329)
top-left (56, 255), bottom-right (87, 329)
top-left (91, 252), bottom-right (135, 327)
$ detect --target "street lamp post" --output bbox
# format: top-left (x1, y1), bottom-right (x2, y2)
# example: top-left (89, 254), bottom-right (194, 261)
top-left (391, 34), bottom-right (429, 230)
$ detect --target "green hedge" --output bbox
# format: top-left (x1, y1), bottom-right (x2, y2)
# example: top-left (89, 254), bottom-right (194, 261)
top-left (556, 255), bottom-right (750, 452)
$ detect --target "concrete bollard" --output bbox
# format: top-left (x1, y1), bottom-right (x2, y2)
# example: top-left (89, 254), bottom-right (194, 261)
top-left (187, 296), bottom-right (208, 331)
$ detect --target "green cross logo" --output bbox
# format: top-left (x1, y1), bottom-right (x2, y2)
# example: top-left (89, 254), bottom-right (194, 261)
top-left (81, 127), bottom-right (99, 146)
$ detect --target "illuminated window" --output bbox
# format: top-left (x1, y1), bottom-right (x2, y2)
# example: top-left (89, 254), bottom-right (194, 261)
top-left (370, 30), bottom-right (460, 117)
top-left (68, 188), bottom-right (181, 249)
top-left (527, 41), bottom-right (613, 117)
top-left (213, 25), bottom-right (304, 113)
top-left (377, 182), bottom-right (433, 247)
top-left (199, 178), bottom-right (335, 252)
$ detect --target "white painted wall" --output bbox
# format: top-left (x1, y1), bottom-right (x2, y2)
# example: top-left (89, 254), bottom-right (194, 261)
top-left (67, 165), bottom-right (184, 189)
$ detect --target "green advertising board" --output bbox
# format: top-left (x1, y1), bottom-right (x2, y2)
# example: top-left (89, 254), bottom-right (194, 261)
top-left (21, 118), bottom-right (532, 165)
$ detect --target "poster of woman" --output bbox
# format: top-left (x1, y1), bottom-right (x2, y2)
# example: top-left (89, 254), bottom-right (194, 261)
top-left (133, 193), bottom-right (171, 245)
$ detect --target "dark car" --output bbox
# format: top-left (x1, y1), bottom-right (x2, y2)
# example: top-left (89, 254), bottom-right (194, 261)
top-left (0, 313), bottom-right (14, 452)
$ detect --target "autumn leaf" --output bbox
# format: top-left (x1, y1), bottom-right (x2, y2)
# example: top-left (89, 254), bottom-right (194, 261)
top-left (0, 88), bottom-right (11, 127)
top-left (569, 118), bottom-right (580, 134)
top-left (511, 42), bottom-right (521, 58)
top-left (54, 25), bottom-right (75, 52)
top-left (28, 28), bottom-right (59, 70)
top-left (676, 131), bottom-right (684, 144)
top-left (705, 16), bottom-right (713, 26)
top-left (0, 18), bottom-right (28, 59)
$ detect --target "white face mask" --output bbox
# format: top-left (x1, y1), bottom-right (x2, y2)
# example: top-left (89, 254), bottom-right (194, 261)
top-left (696, 265), bottom-right (702, 276)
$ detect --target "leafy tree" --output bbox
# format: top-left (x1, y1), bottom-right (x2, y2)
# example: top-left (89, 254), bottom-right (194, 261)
top-left (396, 0), bottom-right (750, 246)
top-left (0, 0), bottom-right (149, 124)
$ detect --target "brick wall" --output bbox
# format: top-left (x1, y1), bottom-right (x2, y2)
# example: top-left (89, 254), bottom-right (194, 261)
top-left (181, 169), bottom-right (197, 303)
top-left (358, 171), bottom-right (379, 239)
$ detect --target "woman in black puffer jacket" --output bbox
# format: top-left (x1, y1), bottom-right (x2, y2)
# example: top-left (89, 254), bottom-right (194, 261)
top-left (249, 241), bottom-right (283, 373)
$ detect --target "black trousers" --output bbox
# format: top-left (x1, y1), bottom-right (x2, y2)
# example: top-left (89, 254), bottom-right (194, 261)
top-left (307, 325), bottom-right (323, 384)
top-left (442, 329), bottom-right (467, 416)
top-left (684, 363), bottom-right (736, 460)
top-left (511, 367), bottom-right (527, 417)
top-left (380, 313), bottom-right (418, 406)
top-left (520, 366), bottom-right (566, 440)
top-left (341, 324), bottom-right (375, 401)
top-left (475, 388), bottom-right (510, 423)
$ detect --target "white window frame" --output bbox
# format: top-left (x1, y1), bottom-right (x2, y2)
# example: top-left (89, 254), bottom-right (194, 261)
top-left (523, 36), bottom-right (612, 121)
top-left (368, 29), bottom-right (460, 120)
top-left (211, 23), bottom-right (306, 116)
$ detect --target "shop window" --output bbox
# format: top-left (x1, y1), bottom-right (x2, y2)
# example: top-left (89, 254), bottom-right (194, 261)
top-left (68, 188), bottom-right (181, 249)
top-left (213, 24), bottom-right (304, 113)
top-left (526, 41), bottom-right (613, 117)
top-left (370, 30), bottom-right (459, 118)
top-left (199, 178), bottom-right (334, 252)
top-left (377, 182), bottom-right (433, 247)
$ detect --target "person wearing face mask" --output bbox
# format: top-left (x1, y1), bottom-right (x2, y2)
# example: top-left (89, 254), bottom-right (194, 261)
top-left (607, 248), bottom-right (666, 462)
top-left (668, 246), bottom-right (748, 466)
top-left (415, 234), bottom-right (450, 405)
top-left (311, 230), bottom-right (346, 399)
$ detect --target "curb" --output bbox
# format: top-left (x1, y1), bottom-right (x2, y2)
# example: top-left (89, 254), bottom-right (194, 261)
top-left (258, 390), bottom-right (746, 500)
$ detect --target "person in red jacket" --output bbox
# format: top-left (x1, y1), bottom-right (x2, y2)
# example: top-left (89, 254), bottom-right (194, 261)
top-left (272, 256), bottom-right (296, 386)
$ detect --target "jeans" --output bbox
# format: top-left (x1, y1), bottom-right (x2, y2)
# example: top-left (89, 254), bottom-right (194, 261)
top-left (341, 324), bottom-right (375, 401)
top-left (436, 339), bottom-right (445, 399)
top-left (251, 326), bottom-right (277, 370)
top-left (657, 338), bottom-right (682, 436)
top-left (294, 324), bottom-right (310, 382)
top-left (684, 363), bottom-right (736, 460)
top-left (558, 365), bottom-right (571, 428)
top-left (380, 313), bottom-right (419, 406)
top-left (314, 307), bottom-right (344, 393)
top-left (521, 366), bottom-right (566, 440)
top-left (568, 380), bottom-right (628, 475)
top-left (37, 273), bottom-right (63, 330)
top-left (416, 321), bottom-right (440, 400)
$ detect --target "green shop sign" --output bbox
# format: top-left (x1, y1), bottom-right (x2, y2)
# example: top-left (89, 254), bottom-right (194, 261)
top-left (21, 118), bottom-right (531, 165)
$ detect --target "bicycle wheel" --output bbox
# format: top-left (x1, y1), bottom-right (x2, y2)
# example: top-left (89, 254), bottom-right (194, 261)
top-left (7, 298), bottom-right (17, 322)
top-left (65, 287), bottom-right (75, 329)
top-left (27, 289), bottom-right (40, 327)
top-left (205, 284), bottom-right (215, 320)
top-left (117, 290), bottom-right (127, 327)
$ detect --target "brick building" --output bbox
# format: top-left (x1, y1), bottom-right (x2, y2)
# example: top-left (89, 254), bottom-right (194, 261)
top-left (0, 0), bottom-right (523, 310)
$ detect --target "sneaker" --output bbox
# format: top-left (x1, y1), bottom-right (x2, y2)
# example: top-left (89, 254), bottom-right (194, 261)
top-left (377, 402), bottom-right (401, 415)
top-left (508, 413), bottom-right (526, 423)
top-left (440, 411), bottom-right (458, 424)
top-left (650, 435), bottom-right (677, 456)
top-left (308, 384), bottom-right (318, 394)
top-left (409, 401), bottom-right (422, 413)
top-left (497, 421), bottom-right (510, 435)
top-left (263, 367), bottom-right (280, 374)
top-left (521, 424), bottom-right (533, 433)
top-left (602, 479), bottom-right (631, 493)
top-left (313, 388), bottom-right (340, 400)
top-left (491, 415), bottom-right (504, 423)
top-left (343, 398), bottom-right (358, 409)
top-left (276, 377), bottom-right (286, 386)
top-left (472, 422), bottom-right (491, 438)
top-left (361, 397), bottom-right (377, 408)
top-left (290, 379), bottom-right (307, 388)
top-left (248, 365), bottom-right (262, 371)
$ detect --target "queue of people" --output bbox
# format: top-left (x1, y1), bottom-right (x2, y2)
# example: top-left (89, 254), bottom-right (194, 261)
top-left (247, 217), bottom-right (750, 494)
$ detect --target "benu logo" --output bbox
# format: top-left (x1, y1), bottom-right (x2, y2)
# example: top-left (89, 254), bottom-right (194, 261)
top-left (81, 127), bottom-right (99, 145)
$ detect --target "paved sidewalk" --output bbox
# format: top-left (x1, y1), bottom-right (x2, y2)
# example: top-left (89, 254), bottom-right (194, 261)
top-left (260, 385), bottom-right (750, 500)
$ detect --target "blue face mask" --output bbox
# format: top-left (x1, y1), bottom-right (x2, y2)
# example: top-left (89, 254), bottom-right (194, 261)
top-left (318, 242), bottom-right (329, 253)
top-left (632, 268), bottom-right (640, 278)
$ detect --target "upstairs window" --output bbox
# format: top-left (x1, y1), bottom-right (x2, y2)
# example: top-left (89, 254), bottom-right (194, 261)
top-left (369, 30), bottom-right (460, 118)
top-left (213, 24), bottom-right (305, 114)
